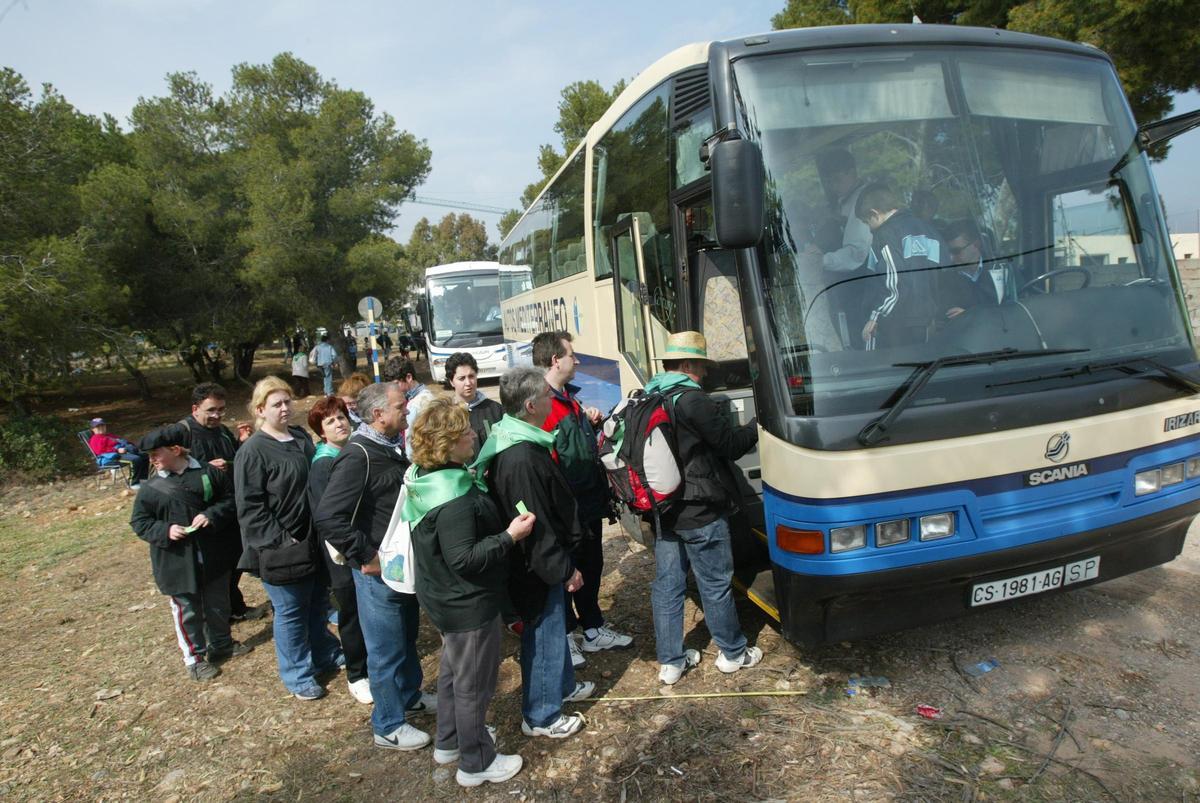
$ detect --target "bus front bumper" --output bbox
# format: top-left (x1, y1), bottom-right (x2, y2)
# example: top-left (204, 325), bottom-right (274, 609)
top-left (773, 499), bottom-right (1200, 647)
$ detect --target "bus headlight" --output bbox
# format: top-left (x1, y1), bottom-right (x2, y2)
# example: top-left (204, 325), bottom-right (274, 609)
top-left (1160, 463), bottom-right (1185, 487)
top-left (1187, 457), bottom-right (1200, 479)
top-left (830, 525), bottom-right (866, 553)
top-left (919, 512), bottom-right (956, 541)
top-left (1134, 469), bottom-right (1161, 496)
top-left (876, 519), bottom-right (909, 547)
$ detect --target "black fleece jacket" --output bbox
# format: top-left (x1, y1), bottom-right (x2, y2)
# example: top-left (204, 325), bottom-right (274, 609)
top-left (664, 388), bottom-right (758, 531)
top-left (485, 440), bottom-right (582, 620)
top-left (314, 434), bottom-right (408, 571)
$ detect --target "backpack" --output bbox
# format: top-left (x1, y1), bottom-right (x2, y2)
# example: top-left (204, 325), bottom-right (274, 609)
top-left (598, 387), bottom-right (689, 529)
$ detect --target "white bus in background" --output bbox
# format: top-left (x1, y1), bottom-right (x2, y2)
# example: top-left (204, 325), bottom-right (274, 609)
top-left (422, 261), bottom-right (507, 383)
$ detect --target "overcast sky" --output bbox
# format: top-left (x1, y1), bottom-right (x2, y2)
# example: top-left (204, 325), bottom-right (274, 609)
top-left (3, 0), bottom-right (1197, 242)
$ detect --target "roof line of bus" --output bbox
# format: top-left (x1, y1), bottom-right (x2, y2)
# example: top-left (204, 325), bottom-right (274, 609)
top-left (424, 261), bottom-right (502, 277)
top-left (499, 24), bottom-right (1111, 246)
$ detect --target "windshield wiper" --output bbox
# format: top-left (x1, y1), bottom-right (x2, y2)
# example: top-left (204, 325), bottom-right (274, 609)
top-left (857, 348), bottom-right (1088, 447)
top-left (988, 355), bottom-right (1200, 394)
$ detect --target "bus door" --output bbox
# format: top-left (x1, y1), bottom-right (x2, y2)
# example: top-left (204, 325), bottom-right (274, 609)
top-left (678, 197), bottom-right (776, 620)
top-left (609, 215), bottom-right (659, 381)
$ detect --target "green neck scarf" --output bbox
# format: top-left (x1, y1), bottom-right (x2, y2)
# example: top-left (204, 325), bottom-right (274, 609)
top-left (401, 464), bottom-right (477, 526)
top-left (312, 441), bottom-right (341, 463)
top-left (644, 371), bottom-right (702, 395)
top-left (469, 414), bottom-right (555, 486)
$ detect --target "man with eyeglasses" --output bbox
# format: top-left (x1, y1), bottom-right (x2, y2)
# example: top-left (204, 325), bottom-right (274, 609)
top-left (941, 218), bottom-right (1013, 320)
top-left (182, 383), bottom-right (266, 622)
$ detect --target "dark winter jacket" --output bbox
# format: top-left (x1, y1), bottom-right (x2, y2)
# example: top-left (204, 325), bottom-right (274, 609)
top-left (466, 393), bottom-right (504, 460)
top-left (234, 427), bottom-right (318, 584)
top-left (181, 416), bottom-right (239, 465)
top-left (314, 433), bottom-right (408, 571)
top-left (664, 386), bottom-right (759, 531)
top-left (544, 382), bottom-right (609, 525)
top-left (307, 443), bottom-right (354, 589)
top-left (130, 459), bottom-right (239, 596)
top-left (412, 471), bottom-right (513, 632)
top-left (485, 441), bottom-right (582, 620)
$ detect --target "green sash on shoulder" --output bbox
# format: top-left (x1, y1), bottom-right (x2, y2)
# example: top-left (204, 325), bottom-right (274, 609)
top-left (468, 414), bottom-right (555, 487)
top-left (401, 464), bottom-right (477, 527)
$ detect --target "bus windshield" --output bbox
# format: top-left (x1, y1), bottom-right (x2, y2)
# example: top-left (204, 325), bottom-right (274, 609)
top-left (426, 272), bottom-right (503, 347)
top-left (732, 46), bottom-right (1194, 420)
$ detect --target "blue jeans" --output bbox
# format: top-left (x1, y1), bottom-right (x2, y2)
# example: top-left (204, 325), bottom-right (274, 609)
top-left (353, 571), bottom-right (423, 736)
top-left (651, 516), bottom-right (747, 668)
top-left (261, 575), bottom-right (343, 694)
top-left (321, 364), bottom-right (334, 395)
top-left (519, 583), bottom-right (575, 728)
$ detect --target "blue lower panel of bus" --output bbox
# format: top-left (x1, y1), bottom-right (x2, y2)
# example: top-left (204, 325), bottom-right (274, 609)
top-left (762, 435), bottom-right (1200, 645)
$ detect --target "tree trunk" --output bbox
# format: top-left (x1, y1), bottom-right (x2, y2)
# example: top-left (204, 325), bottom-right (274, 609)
top-left (232, 343), bottom-right (257, 383)
top-left (117, 353), bottom-right (153, 400)
top-left (181, 346), bottom-right (205, 383)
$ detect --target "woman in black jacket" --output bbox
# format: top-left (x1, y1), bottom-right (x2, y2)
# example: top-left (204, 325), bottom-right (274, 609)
top-left (406, 398), bottom-right (534, 788)
top-left (306, 395), bottom-right (371, 704)
top-left (235, 376), bottom-right (342, 701)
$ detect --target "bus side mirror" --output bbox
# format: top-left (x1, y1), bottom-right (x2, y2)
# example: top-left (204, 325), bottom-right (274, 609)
top-left (711, 138), bottom-right (765, 249)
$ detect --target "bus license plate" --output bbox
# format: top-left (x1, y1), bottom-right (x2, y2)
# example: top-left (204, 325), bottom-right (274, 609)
top-left (970, 556), bottom-right (1100, 607)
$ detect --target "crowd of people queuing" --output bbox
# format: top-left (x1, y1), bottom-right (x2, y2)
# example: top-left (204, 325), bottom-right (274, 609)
top-left (126, 330), bottom-right (761, 788)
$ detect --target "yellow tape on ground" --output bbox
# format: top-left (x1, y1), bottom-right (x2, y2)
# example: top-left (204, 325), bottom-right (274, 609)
top-left (578, 689), bottom-right (809, 703)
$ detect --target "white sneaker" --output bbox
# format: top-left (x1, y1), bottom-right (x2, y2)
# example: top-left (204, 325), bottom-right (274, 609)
top-left (347, 677), bottom-right (373, 704)
top-left (564, 680), bottom-right (594, 702)
top-left (521, 713), bottom-right (584, 739)
top-left (568, 634), bottom-right (586, 669)
top-left (456, 753), bottom-right (524, 787)
top-left (581, 624), bottom-right (633, 652)
top-left (658, 649), bottom-right (701, 685)
top-left (715, 645), bottom-right (764, 674)
top-left (434, 725), bottom-right (498, 764)
top-left (373, 723), bottom-right (431, 751)
top-left (405, 690), bottom-right (437, 714)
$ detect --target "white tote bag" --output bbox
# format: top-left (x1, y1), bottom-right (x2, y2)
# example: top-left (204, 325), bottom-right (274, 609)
top-left (377, 483), bottom-right (416, 593)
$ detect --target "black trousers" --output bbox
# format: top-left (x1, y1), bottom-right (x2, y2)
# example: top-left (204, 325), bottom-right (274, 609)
top-left (566, 519), bottom-right (605, 632)
top-left (229, 569), bottom-right (248, 615)
top-left (330, 573), bottom-right (368, 682)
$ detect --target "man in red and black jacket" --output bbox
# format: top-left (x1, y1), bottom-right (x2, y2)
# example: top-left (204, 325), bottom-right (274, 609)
top-left (531, 331), bottom-right (634, 665)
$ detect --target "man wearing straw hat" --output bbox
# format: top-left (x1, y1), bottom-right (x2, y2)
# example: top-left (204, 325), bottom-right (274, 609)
top-left (643, 332), bottom-right (763, 685)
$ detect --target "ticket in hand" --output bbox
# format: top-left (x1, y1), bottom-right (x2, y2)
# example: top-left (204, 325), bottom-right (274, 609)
top-left (515, 501), bottom-right (529, 516)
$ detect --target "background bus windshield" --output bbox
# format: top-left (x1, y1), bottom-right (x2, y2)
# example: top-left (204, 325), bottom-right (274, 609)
top-left (733, 46), bottom-right (1195, 420)
top-left (426, 273), bottom-right (502, 347)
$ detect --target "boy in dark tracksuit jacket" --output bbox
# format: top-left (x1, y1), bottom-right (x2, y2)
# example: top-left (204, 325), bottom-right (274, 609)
top-left (856, 183), bottom-right (943, 350)
top-left (130, 424), bottom-right (247, 681)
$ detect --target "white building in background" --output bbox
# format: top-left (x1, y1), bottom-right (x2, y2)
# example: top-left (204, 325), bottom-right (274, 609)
top-left (1172, 232), bottom-right (1200, 261)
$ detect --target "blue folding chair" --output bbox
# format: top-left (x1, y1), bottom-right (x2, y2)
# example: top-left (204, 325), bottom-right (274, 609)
top-left (77, 430), bottom-right (134, 489)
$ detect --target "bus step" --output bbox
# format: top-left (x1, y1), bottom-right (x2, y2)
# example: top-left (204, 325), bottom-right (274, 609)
top-left (733, 567), bottom-right (780, 622)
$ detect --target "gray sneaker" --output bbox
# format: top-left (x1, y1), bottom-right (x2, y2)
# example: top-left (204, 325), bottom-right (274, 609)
top-left (206, 642), bottom-right (252, 663)
top-left (187, 660), bottom-right (220, 681)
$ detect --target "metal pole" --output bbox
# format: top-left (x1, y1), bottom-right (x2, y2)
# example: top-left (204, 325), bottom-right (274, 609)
top-left (368, 307), bottom-right (381, 383)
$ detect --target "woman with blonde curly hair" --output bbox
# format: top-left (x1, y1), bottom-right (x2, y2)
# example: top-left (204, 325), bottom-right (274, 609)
top-left (337, 373), bottom-right (373, 426)
top-left (235, 376), bottom-right (342, 701)
top-left (404, 398), bottom-right (534, 787)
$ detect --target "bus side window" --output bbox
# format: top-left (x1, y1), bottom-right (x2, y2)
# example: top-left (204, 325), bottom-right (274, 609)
top-left (696, 249), bottom-right (751, 389)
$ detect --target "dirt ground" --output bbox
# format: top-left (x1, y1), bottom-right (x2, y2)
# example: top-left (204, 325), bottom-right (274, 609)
top-left (2, 356), bottom-right (1199, 801)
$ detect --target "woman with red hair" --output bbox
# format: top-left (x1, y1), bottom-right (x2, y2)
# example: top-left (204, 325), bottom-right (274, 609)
top-left (307, 395), bottom-right (371, 704)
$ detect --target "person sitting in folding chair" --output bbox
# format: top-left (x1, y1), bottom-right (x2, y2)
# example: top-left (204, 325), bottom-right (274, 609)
top-left (87, 417), bottom-right (148, 488)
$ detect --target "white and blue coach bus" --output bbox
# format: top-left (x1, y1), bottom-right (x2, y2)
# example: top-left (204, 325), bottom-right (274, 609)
top-left (422, 261), bottom-right (508, 384)
top-left (498, 25), bottom-right (1200, 646)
